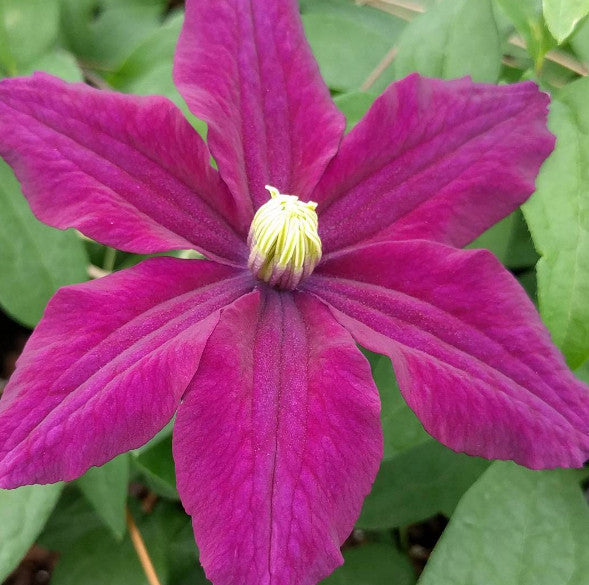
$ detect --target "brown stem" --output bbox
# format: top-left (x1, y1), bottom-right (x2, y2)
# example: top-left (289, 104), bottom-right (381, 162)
top-left (361, 46), bottom-right (398, 91)
top-left (126, 507), bottom-right (162, 585)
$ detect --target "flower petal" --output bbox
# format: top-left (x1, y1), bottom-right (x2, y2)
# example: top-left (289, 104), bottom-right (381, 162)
top-left (173, 289), bottom-right (382, 585)
top-left (313, 75), bottom-right (554, 255)
top-left (0, 258), bottom-right (253, 487)
top-left (174, 0), bottom-right (345, 215)
top-left (0, 73), bottom-right (247, 264)
top-left (305, 241), bottom-right (589, 469)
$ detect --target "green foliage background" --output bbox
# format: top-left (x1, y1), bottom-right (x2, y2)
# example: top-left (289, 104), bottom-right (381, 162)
top-left (0, 0), bottom-right (588, 584)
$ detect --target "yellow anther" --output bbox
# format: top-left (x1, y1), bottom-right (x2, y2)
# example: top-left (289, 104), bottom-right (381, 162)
top-left (248, 185), bottom-right (322, 290)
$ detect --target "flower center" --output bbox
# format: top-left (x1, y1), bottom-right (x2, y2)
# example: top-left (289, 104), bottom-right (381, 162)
top-left (247, 185), bottom-right (322, 290)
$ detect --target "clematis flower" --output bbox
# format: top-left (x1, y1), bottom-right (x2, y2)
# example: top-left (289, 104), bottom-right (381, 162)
top-left (0, 0), bottom-right (588, 583)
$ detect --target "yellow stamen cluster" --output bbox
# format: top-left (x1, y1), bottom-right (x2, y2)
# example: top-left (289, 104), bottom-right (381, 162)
top-left (248, 185), bottom-right (322, 290)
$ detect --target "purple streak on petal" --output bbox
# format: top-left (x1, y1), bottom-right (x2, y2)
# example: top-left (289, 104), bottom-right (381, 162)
top-left (312, 75), bottom-right (554, 255)
top-left (174, 289), bottom-right (382, 585)
top-left (305, 241), bottom-right (589, 469)
top-left (0, 73), bottom-right (248, 264)
top-left (174, 0), bottom-right (345, 215)
top-left (0, 259), bottom-right (253, 487)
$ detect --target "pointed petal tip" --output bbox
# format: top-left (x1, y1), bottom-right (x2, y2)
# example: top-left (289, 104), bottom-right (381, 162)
top-left (0, 258), bottom-right (252, 488)
top-left (315, 75), bottom-right (556, 254)
top-left (174, 0), bottom-right (345, 213)
top-left (0, 72), bottom-right (248, 264)
top-left (309, 240), bottom-right (589, 471)
top-left (173, 290), bottom-right (382, 585)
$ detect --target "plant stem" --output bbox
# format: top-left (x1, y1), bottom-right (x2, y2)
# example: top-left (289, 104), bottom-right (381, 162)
top-left (82, 68), bottom-right (112, 90)
top-left (87, 264), bottom-right (110, 279)
top-left (361, 46), bottom-right (398, 90)
top-left (103, 247), bottom-right (117, 272)
top-left (126, 507), bottom-right (162, 585)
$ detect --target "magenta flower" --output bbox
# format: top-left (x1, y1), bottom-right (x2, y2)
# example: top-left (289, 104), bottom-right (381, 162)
top-left (0, 0), bottom-right (588, 583)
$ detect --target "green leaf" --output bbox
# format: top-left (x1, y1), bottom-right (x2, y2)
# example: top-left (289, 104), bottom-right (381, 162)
top-left (108, 11), bottom-right (183, 100)
top-left (0, 0), bottom-right (59, 74)
top-left (133, 436), bottom-right (178, 500)
top-left (504, 210), bottom-right (541, 269)
top-left (394, 0), bottom-right (501, 82)
top-left (77, 454), bottom-right (130, 540)
top-left (571, 16), bottom-right (589, 61)
top-left (300, 0), bottom-right (406, 93)
top-left (360, 353), bottom-right (488, 529)
top-left (48, 501), bottom-right (169, 585)
top-left (334, 92), bottom-right (376, 134)
top-left (368, 354), bottom-right (429, 459)
top-left (50, 529), bottom-right (159, 585)
top-left (301, 13), bottom-right (395, 92)
top-left (41, 488), bottom-right (201, 585)
top-left (21, 48), bottom-right (83, 82)
top-left (468, 214), bottom-right (517, 266)
top-left (0, 483), bottom-right (63, 582)
top-left (418, 462), bottom-right (589, 585)
top-left (574, 359), bottom-right (589, 383)
top-left (0, 160), bottom-right (88, 327)
top-left (166, 522), bottom-right (206, 585)
top-left (523, 77), bottom-right (589, 367)
top-left (300, 0), bottom-right (406, 38)
top-left (495, 0), bottom-right (556, 68)
top-left (468, 210), bottom-right (538, 270)
top-left (517, 269), bottom-right (538, 303)
top-left (38, 486), bottom-right (104, 550)
top-left (59, 0), bottom-right (167, 70)
top-left (543, 0), bottom-right (589, 43)
top-left (321, 543), bottom-right (415, 585)
top-left (107, 11), bottom-right (207, 138)
top-left (358, 440), bottom-right (489, 530)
